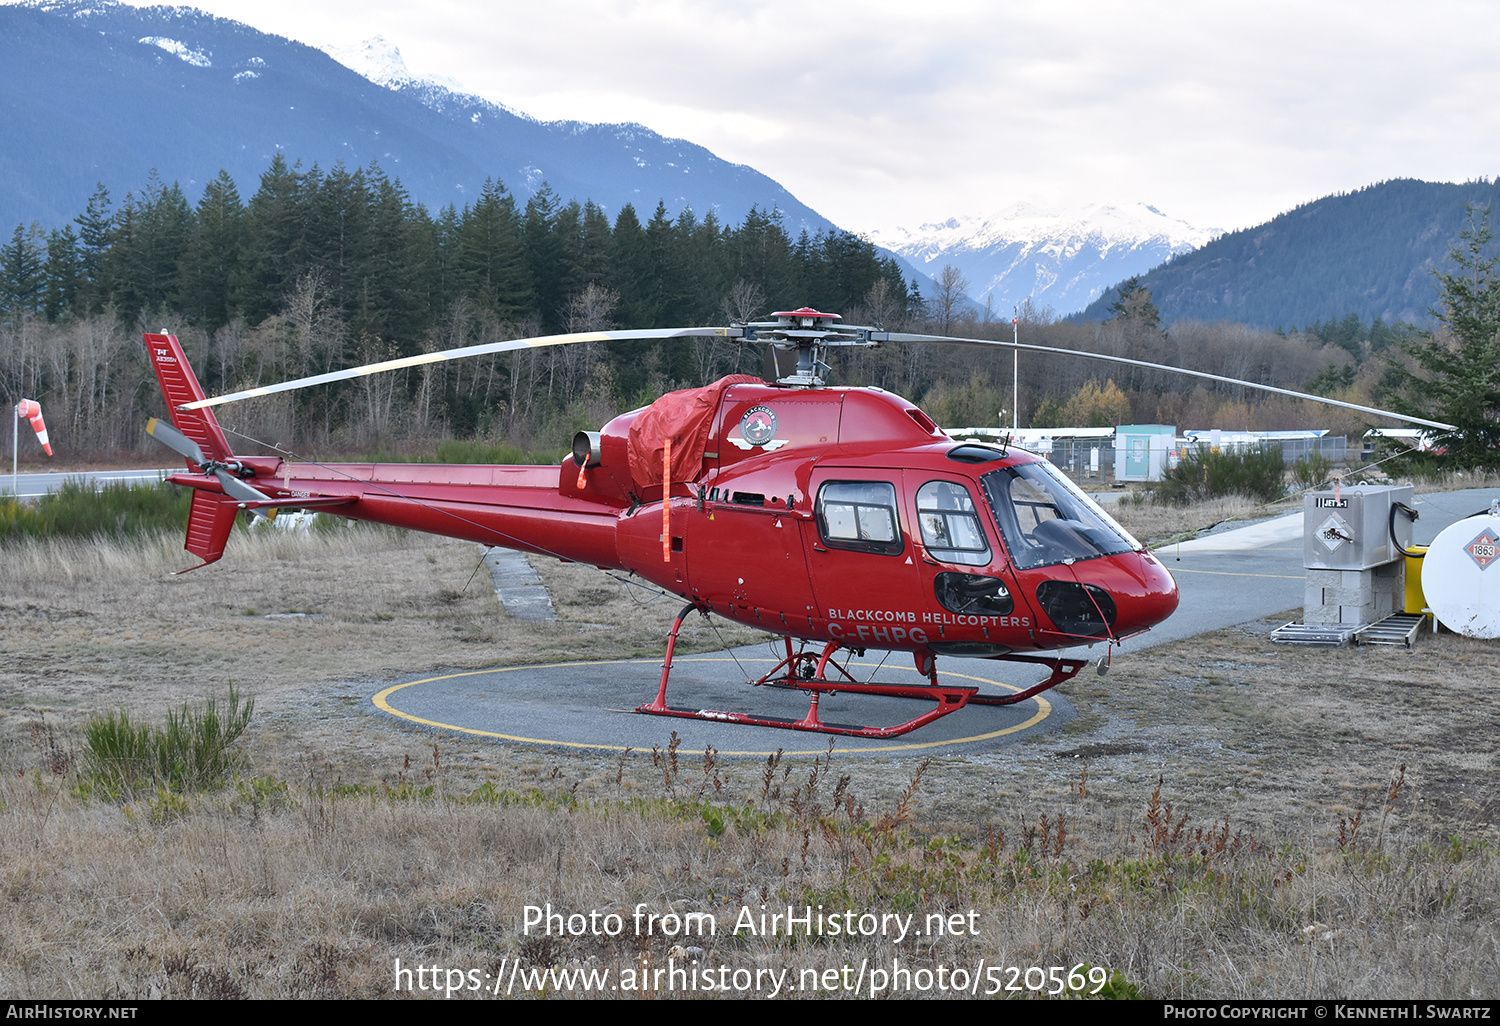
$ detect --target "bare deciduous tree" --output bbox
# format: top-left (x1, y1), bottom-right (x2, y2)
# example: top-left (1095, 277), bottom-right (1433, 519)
top-left (284, 270), bottom-right (346, 377)
top-left (862, 278), bottom-right (903, 330)
top-left (1015, 295), bottom-right (1056, 326)
top-left (722, 280), bottom-right (765, 324)
top-left (564, 283), bottom-right (620, 333)
top-left (354, 335), bottom-right (400, 444)
top-left (928, 264), bottom-right (970, 335)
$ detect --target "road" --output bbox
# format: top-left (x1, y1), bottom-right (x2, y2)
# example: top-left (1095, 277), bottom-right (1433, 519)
top-left (1, 467), bottom-right (173, 500)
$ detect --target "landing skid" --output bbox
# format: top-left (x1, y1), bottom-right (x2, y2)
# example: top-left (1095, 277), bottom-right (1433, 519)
top-left (636, 603), bottom-right (1086, 739)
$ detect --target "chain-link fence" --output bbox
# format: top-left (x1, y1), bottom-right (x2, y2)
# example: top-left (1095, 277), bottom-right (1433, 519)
top-left (1185, 435), bottom-right (1350, 465)
top-left (1048, 438), bottom-right (1114, 483)
top-left (1270, 435), bottom-right (1349, 464)
top-left (968, 431), bottom-right (1352, 488)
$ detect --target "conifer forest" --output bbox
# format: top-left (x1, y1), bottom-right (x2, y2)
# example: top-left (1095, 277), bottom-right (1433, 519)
top-left (0, 157), bottom-right (1403, 460)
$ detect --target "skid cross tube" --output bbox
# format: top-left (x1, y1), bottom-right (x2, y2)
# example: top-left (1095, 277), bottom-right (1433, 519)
top-left (965, 656), bottom-right (1087, 706)
top-left (636, 608), bottom-right (1074, 739)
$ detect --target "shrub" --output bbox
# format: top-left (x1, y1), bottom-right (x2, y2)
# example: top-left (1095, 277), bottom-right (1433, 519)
top-left (1381, 447), bottom-right (1452, 483)
top-left (82, 687), bottom-right (254, 795)
top-left (1291, 451), bottom-right (1335, 489)
top-left (1156, 444), bottom-right (1287, 505)
top-left (1, 479), bottom-right (191, 544)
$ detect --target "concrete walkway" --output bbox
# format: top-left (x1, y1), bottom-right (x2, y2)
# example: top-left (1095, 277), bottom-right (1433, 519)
top-left (481, 547), bottom-right (556, 622)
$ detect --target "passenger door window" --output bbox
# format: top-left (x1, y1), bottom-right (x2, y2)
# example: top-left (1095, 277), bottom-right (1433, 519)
top-left (815, 481), bottom-right (903, 556)
top-left (915, 480), bottom-right (991, 566)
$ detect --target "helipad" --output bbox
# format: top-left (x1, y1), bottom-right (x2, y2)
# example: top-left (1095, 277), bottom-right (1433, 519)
top-left (373, 654), bottom-right (1071, 756)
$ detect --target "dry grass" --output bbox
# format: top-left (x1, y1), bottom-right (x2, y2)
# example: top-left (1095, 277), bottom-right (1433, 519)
top-left (1, 522), bottom-right (1498, 999)
top-left (1115, 470), bottom-right (1500, 547)
top-left (0, 524), bottom-right (765, 783)
top-left (2, 729), bottom-right (1496, 999)
top-left (1111, 493), bottom-right (1297, 547)
top-left (1391, 467), bottom-right (1500, 495)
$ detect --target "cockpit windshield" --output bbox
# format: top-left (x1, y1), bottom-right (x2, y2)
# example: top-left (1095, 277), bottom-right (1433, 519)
top-left (979, 460), bottom-right (1142, 570)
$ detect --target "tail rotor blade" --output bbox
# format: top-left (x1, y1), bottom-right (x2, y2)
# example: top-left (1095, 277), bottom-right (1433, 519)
top-left (150, 416), bottom-right (276, 519)
top-left (212, 468), bottom-right (277, 520)
top-left (146, 417), bottom-right (206, 466)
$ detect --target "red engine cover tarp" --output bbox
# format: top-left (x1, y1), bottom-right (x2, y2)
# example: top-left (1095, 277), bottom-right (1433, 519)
top-left (627, 375), bottom-right (761, 488)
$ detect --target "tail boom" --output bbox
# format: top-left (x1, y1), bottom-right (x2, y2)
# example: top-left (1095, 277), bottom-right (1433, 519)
top-left (146, 331), bottom-right (626, 571)
top-left (165, 458), bottom-right (624, 569)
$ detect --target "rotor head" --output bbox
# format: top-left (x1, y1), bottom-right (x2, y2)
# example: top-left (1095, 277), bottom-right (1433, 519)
top-left (740, 308), bottom-right (882, 387)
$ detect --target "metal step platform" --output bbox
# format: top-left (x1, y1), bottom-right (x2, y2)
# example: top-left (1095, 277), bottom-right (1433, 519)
top-left (1270, 621), bottom-right (1361, 646)
top-left (1355, 613), bottom-right (1427, 648)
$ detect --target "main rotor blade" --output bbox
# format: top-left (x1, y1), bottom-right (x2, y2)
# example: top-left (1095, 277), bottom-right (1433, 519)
top-left (877, 331), bottom-right (1458, 433)
top-left (145, 416), bottom-right (206, 465)
top-left (179, 326), bottom-right (746, 411)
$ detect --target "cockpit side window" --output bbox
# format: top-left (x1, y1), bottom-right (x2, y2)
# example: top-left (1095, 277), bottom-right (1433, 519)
top-left (815, 481), bottom-right (903, 556)
top-left (916, 480), bottom-right (991, 566)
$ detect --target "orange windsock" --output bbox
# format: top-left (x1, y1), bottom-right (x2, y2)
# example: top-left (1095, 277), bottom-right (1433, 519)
top-left (16, 399), bottom-right (52, 456)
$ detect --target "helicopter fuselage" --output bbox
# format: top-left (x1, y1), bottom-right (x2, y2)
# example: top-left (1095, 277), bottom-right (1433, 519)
top-left (170, 376), bottom-right (1178, 662)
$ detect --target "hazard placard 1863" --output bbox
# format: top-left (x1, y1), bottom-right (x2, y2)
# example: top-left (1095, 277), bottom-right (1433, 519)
top-left (1464, 529), bottom-right (1499, 570)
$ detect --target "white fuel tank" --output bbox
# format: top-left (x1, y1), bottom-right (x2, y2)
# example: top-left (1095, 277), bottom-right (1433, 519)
top-left (1422, 513), bottom-right (1500, 638)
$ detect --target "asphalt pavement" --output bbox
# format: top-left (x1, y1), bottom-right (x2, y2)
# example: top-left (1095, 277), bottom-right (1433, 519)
top-left (2, 467), bottom-right (173, 499)
top-left (371, 486), bottom-right (1500, 755)
top-left (373, 654), bottom-right (1076, 758)
top-left (14, 467), bottom-right (1493, 753)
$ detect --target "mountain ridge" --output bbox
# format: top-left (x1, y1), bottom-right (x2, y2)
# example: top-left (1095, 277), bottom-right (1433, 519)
top-left (1071, 178), bottom-right (1500, 329)
top-left (870, 201), bottom-right (1218, 316)
top-left (0, 1), bottom-right (838, 242)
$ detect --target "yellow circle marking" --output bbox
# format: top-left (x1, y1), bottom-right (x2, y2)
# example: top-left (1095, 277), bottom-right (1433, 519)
top-left (372, 657), bottom-right (1055, 756)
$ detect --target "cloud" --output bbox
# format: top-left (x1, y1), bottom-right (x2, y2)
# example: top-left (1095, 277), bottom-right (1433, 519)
top-left (159, 0), bottom-right (1500, 233)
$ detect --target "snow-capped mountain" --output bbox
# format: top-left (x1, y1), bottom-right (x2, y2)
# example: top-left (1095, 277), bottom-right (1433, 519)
top-left (0, 1), bottom-right (846, 242)
top-left (1072, 178), bottom-right (1500, 329)
top-left (322, 36), bottom-right (424, 90)
top-left (870, 202), bottom-right (1219, 316)
top-left (322, 35), bottom-right (473, 102)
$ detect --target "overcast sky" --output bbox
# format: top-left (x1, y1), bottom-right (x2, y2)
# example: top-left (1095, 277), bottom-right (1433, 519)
top-left (155, 0), bottom-right (1499, 236)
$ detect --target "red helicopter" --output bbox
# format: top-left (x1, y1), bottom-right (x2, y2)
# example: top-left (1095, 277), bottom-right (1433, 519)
top-left (142, 309), bottom-right (1454, 739)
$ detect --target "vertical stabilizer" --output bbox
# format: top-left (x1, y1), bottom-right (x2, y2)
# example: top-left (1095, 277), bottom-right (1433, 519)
top-left (144, 332), bottom-right (240, 571)
top-left (177, 490), bottom-right (240, 573)
top-left (143, 333), bottom-right (233, 464)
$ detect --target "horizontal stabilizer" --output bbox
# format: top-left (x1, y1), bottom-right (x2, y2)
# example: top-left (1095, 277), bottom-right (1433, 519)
top-left (234, 497), bottom-right (357, 511)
